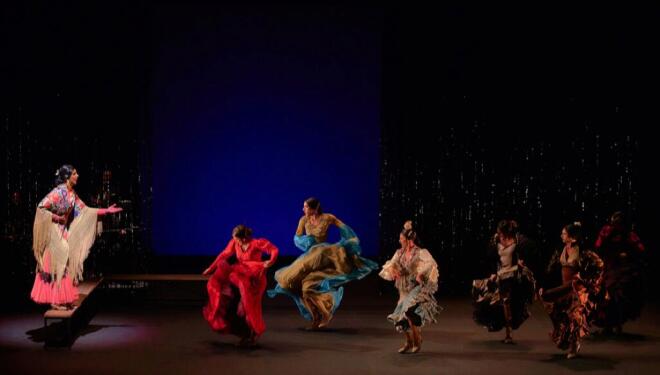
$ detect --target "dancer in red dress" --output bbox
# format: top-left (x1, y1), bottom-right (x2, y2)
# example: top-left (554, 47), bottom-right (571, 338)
top-left (592, 211), bottom-right (646, 334)
top-left (202, 225), bottom-right (278, 346)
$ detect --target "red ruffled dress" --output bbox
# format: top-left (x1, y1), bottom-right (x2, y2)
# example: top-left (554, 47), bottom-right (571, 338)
top-left (203, 238), bottom-right (278, 338)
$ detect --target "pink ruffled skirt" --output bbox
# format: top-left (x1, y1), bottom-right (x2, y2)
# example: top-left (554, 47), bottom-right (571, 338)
top-left (30, 248), bottom-right (78, 305)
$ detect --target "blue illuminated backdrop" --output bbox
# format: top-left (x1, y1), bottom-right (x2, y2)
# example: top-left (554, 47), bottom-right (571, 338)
top-left (149, 5), bottom-right (382, 256)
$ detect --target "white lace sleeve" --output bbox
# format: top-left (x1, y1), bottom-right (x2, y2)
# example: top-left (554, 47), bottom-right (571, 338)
top-left (416, 249), bottom-right (439, 284)
top-left (379, 249), bottom-right (402, 281)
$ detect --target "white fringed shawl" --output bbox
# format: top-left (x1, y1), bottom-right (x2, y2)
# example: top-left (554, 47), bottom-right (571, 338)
top-left (32, 206), bottom-right (98, 284)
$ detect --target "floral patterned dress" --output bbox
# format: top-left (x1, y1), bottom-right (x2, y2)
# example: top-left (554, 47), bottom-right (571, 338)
top-left (31, 184), bottom-right (98, 305)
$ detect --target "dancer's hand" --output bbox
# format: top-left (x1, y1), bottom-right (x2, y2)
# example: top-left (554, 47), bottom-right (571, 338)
top-left (518, 259), bottom-right (525, 267)
top-left (97, 204), bottom-right (123, 216)
top-left (537, 288), bottom-right (544, 301)
top-left (263, 261), bottom-right (272, 269)
top-left (105, 204), bottom-right (123, 214)
top-left (489, 273), bottom-right (497, 281)
top-left (52, 214), bottom-right (66, 224)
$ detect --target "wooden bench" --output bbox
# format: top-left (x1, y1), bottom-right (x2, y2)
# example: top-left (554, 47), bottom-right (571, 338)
top-left (105, 274), bottom-right (210, 304)
top-left (107, 274), bottom-right (208, 281)
top-left (43, 278), bottom-right (104, 343)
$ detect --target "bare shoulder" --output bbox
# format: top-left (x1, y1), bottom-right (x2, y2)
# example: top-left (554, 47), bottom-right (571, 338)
top-left (324, 213), bottom-right (340, 224)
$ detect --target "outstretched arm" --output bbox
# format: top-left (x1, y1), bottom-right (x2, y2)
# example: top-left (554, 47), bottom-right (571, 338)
top-left (97, 204), bottom-right (123, 216)
top-left (203, 239), bottom-right (236, 275)
top-left (71, 193), bottom-right (122, 220)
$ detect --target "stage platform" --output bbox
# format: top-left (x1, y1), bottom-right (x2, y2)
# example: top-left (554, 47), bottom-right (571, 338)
top-left (2, 275), bottom-right (659, 374)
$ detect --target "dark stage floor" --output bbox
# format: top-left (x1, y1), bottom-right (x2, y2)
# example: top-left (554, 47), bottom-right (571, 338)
top-left (2, 285), bottom-right (660, 375)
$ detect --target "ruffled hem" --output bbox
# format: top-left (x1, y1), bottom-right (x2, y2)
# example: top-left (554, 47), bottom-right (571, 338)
top-left (268, 242), bottom-right (378, 321)
top-left (30, 274), bottom-right (79, 305)
top-left (203, 261), bottom-right (267, 337)
top-left (387, 283), bottom-right (440, 329)
top-left (472, 265), bottom-right (536, 331)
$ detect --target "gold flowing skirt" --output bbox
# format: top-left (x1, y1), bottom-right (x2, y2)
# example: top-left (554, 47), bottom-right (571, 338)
top-left (274, 243), bottom-right (365, 324)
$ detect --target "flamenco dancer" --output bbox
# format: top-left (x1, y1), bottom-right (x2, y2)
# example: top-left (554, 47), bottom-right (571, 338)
top-left (592, 211), bottom-right (646, 335)
top-left (268, 197), bottom-right (378, 330)
top-left (472, 219), bottom-right (536, 344)
top-left (380, 221), bottom-right (440, 353)
top-left (31, 165), bottom-right (122, 310)
top-left (203, 224), bottom-right (278, 347)
top-left (539, 222), bottom-right (604, 359)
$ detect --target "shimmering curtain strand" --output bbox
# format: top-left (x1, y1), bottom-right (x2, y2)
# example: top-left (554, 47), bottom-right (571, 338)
top-left (380, 116), bottom-right (644, 294)
top-left (1, 105), bottom-right (151, 279)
